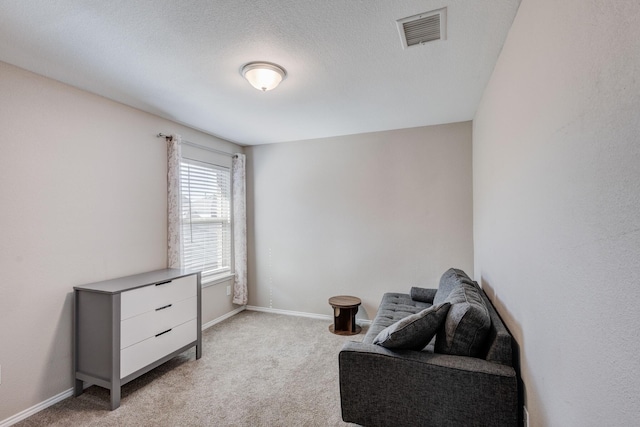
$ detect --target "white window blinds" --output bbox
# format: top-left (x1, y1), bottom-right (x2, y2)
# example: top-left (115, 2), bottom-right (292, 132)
top-left (180, 159), bottom-right (231, 282)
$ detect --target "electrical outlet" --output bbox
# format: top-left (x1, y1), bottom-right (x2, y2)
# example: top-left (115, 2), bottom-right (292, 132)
top-left (226, 285), bottom-right (231, 296)
top-left (524, 405), bottom-right (529, 427)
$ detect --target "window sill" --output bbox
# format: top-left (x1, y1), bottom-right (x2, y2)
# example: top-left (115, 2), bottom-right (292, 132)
top-left (202, 273), bottom-right (235, 288)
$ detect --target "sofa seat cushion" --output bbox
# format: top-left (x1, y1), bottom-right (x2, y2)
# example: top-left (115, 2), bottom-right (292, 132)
top-left (435, 282), bottom-right (491, 357)
top-left (364, 293), bottom-right (431, 344)
top-left (373, 302), bottom-right (451, 350)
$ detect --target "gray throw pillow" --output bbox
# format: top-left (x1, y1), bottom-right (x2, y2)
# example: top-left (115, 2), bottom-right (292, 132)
top-left (433, 268), bottom-right (474, 305)
top-left (373, 302), bottom-right (451, 350)
top-left (435, 283), bottom-right (491, 357)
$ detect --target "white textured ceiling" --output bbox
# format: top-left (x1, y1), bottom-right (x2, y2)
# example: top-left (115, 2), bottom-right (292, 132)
top-left (0, 0), bottom-right (520, 145)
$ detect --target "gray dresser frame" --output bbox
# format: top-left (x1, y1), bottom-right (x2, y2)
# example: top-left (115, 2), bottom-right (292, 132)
top-left (73, 269), bottom-right (202, 410)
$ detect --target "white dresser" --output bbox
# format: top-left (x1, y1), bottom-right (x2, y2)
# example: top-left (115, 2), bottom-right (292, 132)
top-left (74, 269), bottom-right (201, 410)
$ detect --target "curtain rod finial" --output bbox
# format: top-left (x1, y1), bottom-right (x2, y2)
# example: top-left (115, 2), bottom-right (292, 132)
top-left (157, 133), bottom-right (173, 142)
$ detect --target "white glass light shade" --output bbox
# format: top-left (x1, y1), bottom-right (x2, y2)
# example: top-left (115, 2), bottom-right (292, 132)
top-left (241, 62), bottom-right (287, 92)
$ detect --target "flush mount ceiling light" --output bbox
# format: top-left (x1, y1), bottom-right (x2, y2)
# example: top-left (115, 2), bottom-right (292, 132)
top-left (241, 62), bottom-right (287, 92)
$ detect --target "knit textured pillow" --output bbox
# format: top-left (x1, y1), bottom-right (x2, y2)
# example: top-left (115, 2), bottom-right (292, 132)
top-left (433, 268), bottom-right (474, 305)
top-left (435, 282), bottom-right (491, 357)
top-left (373, 302), bottom-right (451, 350)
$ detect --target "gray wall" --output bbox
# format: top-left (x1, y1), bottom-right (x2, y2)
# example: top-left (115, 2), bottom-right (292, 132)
top-left (246, 122), bottom-right (473, 319)
top-left (0, 61), bottom-right (241, 421)
top-left (473, 0), bottom-right (640, 425)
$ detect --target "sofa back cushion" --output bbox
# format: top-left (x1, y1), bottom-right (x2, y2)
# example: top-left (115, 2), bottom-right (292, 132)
top-left (433, 268), bottom-right (472, 305)
top-left (435, 281), bottom-right (491, 357)
top-left (479, 289), bottom-right (514, 365)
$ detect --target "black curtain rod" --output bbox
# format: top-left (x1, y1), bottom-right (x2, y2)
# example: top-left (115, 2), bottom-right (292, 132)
top-left (157, 133), bottom-right (238, 158)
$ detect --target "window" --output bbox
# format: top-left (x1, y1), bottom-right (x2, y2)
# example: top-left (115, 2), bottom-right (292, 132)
top-left (180, 158), bottom-right (231, 282)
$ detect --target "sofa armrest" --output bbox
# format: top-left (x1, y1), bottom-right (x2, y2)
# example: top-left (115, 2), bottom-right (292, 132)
top-left (339, 342), bottom-right (518, 427)
top-left (410, 286), bottom-right (437, 303)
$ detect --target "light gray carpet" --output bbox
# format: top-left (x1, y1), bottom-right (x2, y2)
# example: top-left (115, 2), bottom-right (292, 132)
top-left (15, 311), bottom-right (366, 426)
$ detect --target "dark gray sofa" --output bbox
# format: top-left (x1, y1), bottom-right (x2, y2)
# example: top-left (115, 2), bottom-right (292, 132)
top-left (339, 269), bottom-right (518, 426)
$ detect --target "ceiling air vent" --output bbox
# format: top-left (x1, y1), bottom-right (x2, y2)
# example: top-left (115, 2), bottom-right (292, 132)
top-left (396, 8), bottom-right (447, 49)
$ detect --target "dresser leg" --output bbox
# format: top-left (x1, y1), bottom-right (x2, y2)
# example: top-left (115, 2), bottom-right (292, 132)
top-left (74, 379), bottom-right (84, 397)
top-left (110, 386), bottom-right (121, 410)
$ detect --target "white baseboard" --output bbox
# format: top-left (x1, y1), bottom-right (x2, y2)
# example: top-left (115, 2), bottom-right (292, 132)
top-left (245, 305), bottom-right (372, 325)
top-left (246, 305), bottom-right (333, 321)
top-left (0, 388), bottom-right (74, 427)
top-left (202, 305), bottom-right (246, 330)
top-left (1, 307), bottom-right (245, 427)
top-left (2, 304), bottom-right (367, 426)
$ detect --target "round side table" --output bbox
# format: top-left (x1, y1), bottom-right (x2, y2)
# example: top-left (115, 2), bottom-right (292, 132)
top-left (328, 295), bottom-right (362, 335)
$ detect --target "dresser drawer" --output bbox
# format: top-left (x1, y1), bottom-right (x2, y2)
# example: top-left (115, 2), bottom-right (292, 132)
top-left (120, 318), bottom-right (197, 378)
top-left (120, 296), bottom-right (197, 349)
top-left (121, 275), bottom-right (197, 320)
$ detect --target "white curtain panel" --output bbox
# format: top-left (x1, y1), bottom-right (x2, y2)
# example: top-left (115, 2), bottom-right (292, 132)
top-left (167, 134), bottom-right (183, 269)
top-left (232, 153), bottom-right (248, 305)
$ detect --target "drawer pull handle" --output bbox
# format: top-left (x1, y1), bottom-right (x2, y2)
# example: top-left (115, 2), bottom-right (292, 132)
top-left (155, 280), bottom-right (171, 286)
top-left (155, 329), bottom-right (172, 337)
top-left (155, 304), bottom-right (173, 311)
